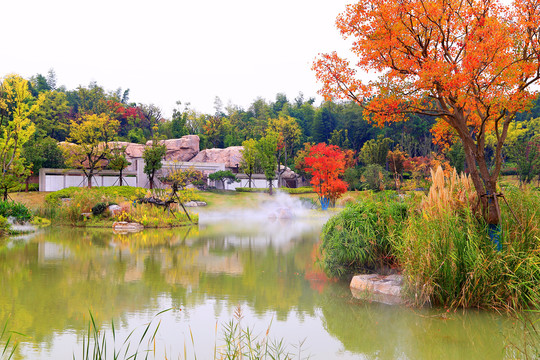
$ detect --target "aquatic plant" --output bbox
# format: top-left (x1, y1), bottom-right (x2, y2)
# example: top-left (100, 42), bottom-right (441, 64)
top-left (1, 320), bottom-right (24, 360)
top-left (77, 309), bottom-right (168, 360)
top-left (216, 306), bottom-right (306, 360)
top-left (75, 307), bottom-right (306, 360)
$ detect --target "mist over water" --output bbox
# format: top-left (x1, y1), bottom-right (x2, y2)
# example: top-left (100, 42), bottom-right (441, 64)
top-left (197, 191), bottom-right (319, 224)
top-left (194, 192), bottom-right (330, 249)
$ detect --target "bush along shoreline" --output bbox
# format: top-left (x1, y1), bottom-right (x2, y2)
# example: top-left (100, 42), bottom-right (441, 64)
top-left (319, 167), bottom-right (540, 311)
top-left (35, 186), bottom-right (199, 229)
top-left (0, 200), bottom-right (50, 236)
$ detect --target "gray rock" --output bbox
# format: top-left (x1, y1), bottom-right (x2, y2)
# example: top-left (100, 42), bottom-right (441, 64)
top-left (108, 204), bottom-right (122, 216)
top-left (183, 201), bottom-right (207, 207)
top-left (147, 135), bottom-right (200, 162)
top-left (189, 146), bottom-right (243, 168)
top-left (350, 274), bottom-right (403, 305)
top-left (112, 221), bottom-right (144, 233)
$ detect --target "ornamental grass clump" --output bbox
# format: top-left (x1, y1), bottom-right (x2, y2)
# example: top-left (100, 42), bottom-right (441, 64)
top-left (397, 169), bottom-right (540, 310)
top-left (320, 195), bottom-right (409, 277)
top-left (421, 166), bottom-right (477, 217)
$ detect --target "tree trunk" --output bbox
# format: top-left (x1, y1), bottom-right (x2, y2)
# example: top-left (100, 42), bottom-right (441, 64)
top-left (461, 136), bottom-right (499, 225)
top-left (268, 179), bottom-right (273, 196)
top-left (119, 169), bottom-right (123, 186)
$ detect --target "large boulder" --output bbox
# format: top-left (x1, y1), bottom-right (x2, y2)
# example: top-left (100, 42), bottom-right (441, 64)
top-left (189, 146), bottom-right (243, 168)
top-left (146, 135), bottom-right (200, 162)
top-left (350, 274), bottom-right (403, 305)
top-left (280, 167), bottom-right (299, 180)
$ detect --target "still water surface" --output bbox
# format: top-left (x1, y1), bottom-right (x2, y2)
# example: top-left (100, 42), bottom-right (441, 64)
top-left (0, 206), bottom-right (527, 359)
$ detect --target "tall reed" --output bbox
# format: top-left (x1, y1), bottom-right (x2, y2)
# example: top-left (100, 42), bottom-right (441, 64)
top-left (1, 320), bottom-right (24, 360)
top-left (74, 307), bottom-right (305, 360)
top-left (397, 175), bottom-right (540, 310)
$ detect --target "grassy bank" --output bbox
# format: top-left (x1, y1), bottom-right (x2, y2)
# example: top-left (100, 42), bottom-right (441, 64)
top-left (319, 171), bottom-right (540, 310)
top-left (32, 186), bottom-right (198, 228)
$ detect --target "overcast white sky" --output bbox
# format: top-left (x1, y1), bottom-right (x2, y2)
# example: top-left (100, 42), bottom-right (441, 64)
top-left (0, 0), bottom-right (353, 117)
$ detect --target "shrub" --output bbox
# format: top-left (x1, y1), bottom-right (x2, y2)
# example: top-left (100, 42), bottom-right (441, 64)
top-left (344, 167), bottom-right (363, 190)
top-left (320, 197), bottom-right (409, 277)
top-left (361, 164), bottom-right (387, 191)
top-left (91, 202), bottom-right (108, 216)
top-left (235, 186), bottom-right (314, 194)
top-left (114, 202), bottom-right (195, 228)
top-left (45, 186), bottom-right (147, 206)
top-left (235, 187), bottom-right (267, 193)
top-left (0, 215), bottom-right (11, 235)
top-left (279, 187), bottom-right (314, 194)
top-left (10, 183), bottom-right (39, 192)
top-left (0, 201), bottom-right (32, 221)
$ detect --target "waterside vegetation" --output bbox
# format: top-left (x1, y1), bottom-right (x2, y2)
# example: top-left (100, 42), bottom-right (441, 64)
top-left (35, 186), bottom-right (200, 228)
top-left (319, 168), bottom-right (540, 311)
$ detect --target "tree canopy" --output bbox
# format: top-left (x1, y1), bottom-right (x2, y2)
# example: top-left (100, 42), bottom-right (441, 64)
top-left (314, 0), bottom-right (540, 224)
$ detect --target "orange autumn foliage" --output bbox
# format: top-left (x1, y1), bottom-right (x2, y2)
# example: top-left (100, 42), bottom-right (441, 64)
top-left (305, 143), bottom-right (348, 204)
top-left (313, 0), bottom-right (540, 224)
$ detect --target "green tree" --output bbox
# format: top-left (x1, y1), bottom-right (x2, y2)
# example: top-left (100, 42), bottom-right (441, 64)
top-left (32, 90), bottom-right (70, 141)
top-left (64, 113), bottom-right (119, 188)
top-left (267, 115), bottom-right (302, 187)
top-left (359, 135), bottom-right (392, 166)
top-left (143, 132), bottom-right (167, 189)
top-left (66, 83), bottom-right (110, 115)
top-left (256, 133), bottom-right (278, 195)
top-left (170, 101), bottom-right (189, 138)
top-left (208, 170), bottom-right (239, 190)
top-left (312, 105), bottom-right (336, 143)
top-left (447, 142), bottom-right (466, 174)
top-left (0, 74), bottom-right (36, 199)
top-left (329, 129), bottom-right (351, 149)
top-left (240, 139), bottom-right (259, 188)
top-left (203, 115), bottom-right (227, 148)
top-left (507, 135), bottom-right (540, 186)
top-left (108, 144), bottom-right (131, 186)
top-left (22, 136), bottom-right (65, 191)
top-left (22, 137), bottom-right (65, 173)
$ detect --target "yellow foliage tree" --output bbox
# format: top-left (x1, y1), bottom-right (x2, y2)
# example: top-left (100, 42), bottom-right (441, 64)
top-left (0, 74), bottom-right (36, 199)
top-left (64, 113), bottom-right (119, 188)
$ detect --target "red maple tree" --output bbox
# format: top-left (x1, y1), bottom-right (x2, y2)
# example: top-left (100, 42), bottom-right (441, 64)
top-left (305, 143), bottom-right (348, 208)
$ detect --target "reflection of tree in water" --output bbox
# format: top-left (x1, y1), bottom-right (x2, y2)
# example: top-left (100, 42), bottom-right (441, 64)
top-left (318, 284), bottom-right (517, 360)
top-left (196, 233), bottom-right (321, 321)
top-left (0, 219), bottom-right (336, 356)
top-left (0, 227), bottom-right (200, 347)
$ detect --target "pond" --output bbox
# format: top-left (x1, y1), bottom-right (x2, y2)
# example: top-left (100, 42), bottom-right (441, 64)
top-left (0, 197), bottom-right (530, 359)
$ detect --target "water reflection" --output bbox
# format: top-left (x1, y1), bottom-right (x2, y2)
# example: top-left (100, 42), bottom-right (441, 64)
top-left (0, 212), bottom-right (528, 359)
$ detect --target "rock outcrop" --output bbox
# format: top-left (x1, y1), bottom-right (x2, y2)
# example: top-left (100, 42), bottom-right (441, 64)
top-left (189, 146), bottom-right (243, 168)
top-left (146, 135), bottom-right (200, 162)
